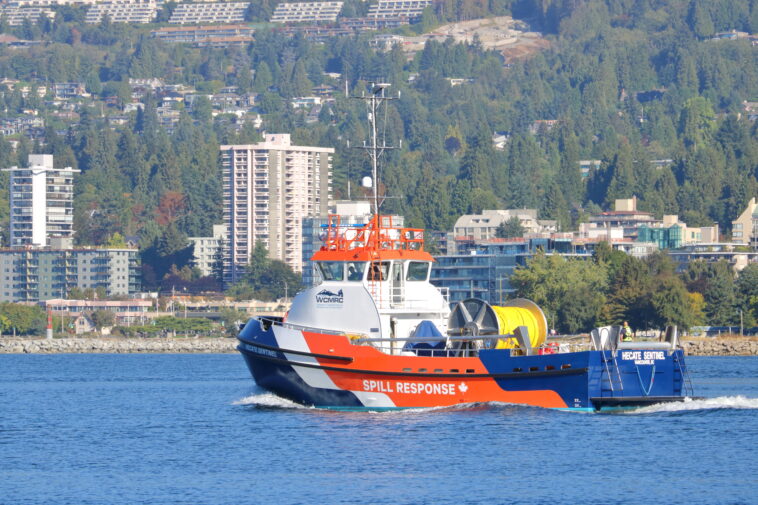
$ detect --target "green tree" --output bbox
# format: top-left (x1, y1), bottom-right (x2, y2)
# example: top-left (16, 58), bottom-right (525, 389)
top-left (688, 0), bottom-right (715, 38)
top-left (651, 276), bottom-right (696, 330)
top-left (557, 124), bottom-right (583, 205)
top-left (253, 61), bottom-right (274, 93)
top-left (105, 232), bottom-right (127, 248)
top-left (605, 143), bottom-right (636, 206)
top-left (191, 95), bottom-right (213, 123)
top-left (510, 252), bottom-right (608, 333)
top-left (0, 314), bottom-right (10, 336)
top-left (679, 97), bottom-right (716, 150)
top-left (459, 126), bottom-right (495, 191)
top-left (683, 260), bottom-right (737, 325)
top-left (540, 180), bottom-right (570, 231)
top-left (219, 308), bottom-right (249, 336)
top-left (233, 242), bottom-right (302, 301)
top-left (90, 309), bottom-right (116, 329)
top-left (0, 303), bottom-right (46, 335)
top-left (736, 263), bottom-right (758, 326)
top-left (496, 216), bottom-right (526, 238)
top-left (85, 69), bottom-right (102, 95)
top-left (602, 255), bottom-right (654, 328)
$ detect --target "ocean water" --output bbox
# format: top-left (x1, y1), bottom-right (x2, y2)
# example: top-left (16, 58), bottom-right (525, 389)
top-left (0, 354), bottom-right (756, 505)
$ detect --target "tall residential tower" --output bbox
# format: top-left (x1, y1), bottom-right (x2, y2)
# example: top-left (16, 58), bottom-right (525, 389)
top-left (220, 134), bottom-right (333, 285)
top-left (3, 154), bottom-right (79, 247)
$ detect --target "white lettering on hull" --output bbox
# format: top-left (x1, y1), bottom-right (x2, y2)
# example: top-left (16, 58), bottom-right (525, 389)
top-left (621, 350), bottom-right (666, 365)
top-left (362, 379), bottom-right (461, 395)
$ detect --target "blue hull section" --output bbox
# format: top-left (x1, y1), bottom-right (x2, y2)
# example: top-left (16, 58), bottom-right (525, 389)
top-left (479, 348), bottom-right (689, 410)
top-left (239, 347), bottom-right (365, 407)
top-left (238, 319), bottom-right (364, 408)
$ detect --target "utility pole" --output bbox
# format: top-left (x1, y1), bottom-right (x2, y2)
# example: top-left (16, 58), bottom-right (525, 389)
top-left (60, 283), bottom-right (67, 336)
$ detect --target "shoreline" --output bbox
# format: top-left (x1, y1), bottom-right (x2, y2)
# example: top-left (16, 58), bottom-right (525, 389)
top-left (0, 335), bottom-right (756, 355)
top-left (0, 337), bottom-right (238, 354)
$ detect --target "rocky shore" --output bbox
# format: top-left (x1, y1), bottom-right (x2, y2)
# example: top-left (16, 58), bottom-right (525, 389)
top-left (680, 336), bottom-right (758, 356)
top-left (0, 337), bottom-right (237, 354)
top-left (0, 335), bottom-right (756, 355)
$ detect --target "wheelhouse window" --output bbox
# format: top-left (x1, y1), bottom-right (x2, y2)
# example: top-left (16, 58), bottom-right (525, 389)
top-left (406, 261), bottom-right (430, 281)
top-left (367, 261), bottom-right (391, 281)
top-left (317, 262), bottom-right (344, 281)
top-left (346, 262), bottom-right (366, 281)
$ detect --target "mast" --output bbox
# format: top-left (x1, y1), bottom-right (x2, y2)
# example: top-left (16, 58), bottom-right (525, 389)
top-left (354, 83), bottom-right (396, 216)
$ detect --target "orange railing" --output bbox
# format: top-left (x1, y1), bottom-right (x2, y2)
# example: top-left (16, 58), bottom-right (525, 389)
top-left (320, 215), bottom-right (425, 252)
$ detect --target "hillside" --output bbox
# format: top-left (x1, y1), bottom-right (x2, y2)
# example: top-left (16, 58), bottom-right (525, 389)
top-left (0, 0), bottom-right (755, 293)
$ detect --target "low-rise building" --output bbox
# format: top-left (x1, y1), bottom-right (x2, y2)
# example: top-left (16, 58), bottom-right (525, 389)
top-left (168, 2), bottom-right (249, 24)
top-left (529, 119), bottom-right (560, 135)
top-left (492, 131), bottom-right (509, 150)
top-left (274, 23), bottom-right (353, 41)
top-left (453, 209), bottom-right (557, 240)
top-left (0, 115), bottom-right (45, 136)
top-left (367, 0), bottom-right (431, 20)
top-left (128, 78), bottom-right (165, 91)
top-left (431, 238), bottom-right (594, 305)
top-left (668, 243), bottom-right (758, 273)
top-left (0, 33), bottom-right (41, 47)
top-left (0, 247), bottom-right (141, 303)
top-left (189, 224), bottom-right (226, 278)
top-left (44, 298), bottom-right (159, 326)
top-left (370, 34), bottom-right (405, 51)
top-left (151, 24), bottom-right (254, 46)
top-left (589, 197), bottom-right (657, 239)
top-left (579, 159), bottom-right (601, 178)
top-left (731, 197), bottom-right (758, 248)
top-left (0, 6), bottom-right (55, 25)
top-left (637, 215), bottom-right (719, 250)
top-left (84, 1), bottom-right (158, 24)
top-left (291, 96), bottom-right (321, 109)
top-left (270, 1), bottom-right (343, 23)
top-left (339, 16), bottom-right (408, 30)
top-left (176, 298), bottom-right (287, 317)
top-left (5, 0), bottom-right (101, 6)
top-left (52, 82), bottom-right (89, 100)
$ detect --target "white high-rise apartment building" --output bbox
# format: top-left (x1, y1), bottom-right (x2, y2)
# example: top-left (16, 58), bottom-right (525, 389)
top-left (220, 134), bottom-right (334, 285)
top-left (3, 154), bottom-right (80, 247)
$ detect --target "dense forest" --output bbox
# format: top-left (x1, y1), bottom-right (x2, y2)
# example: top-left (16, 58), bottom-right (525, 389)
top-left (512, 247), bottom-right (758, 333)
top-left (0, 0), bottom-right (756, 294)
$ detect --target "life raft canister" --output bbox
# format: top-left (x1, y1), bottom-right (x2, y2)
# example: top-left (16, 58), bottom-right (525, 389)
top-left (538, 342), bottom-right (559, 355)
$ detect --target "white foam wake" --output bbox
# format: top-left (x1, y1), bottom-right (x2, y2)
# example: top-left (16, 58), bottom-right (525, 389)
top-left (628, 395), bottom-right (758, 414)
top-left (232, 389), bottom-right (313, 410)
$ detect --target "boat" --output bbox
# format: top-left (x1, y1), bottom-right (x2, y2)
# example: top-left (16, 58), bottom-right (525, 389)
top-left (236, 84), bottom-right (696, 412)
